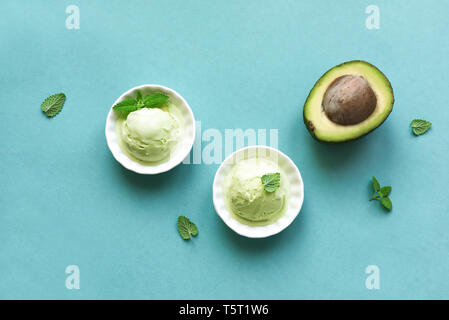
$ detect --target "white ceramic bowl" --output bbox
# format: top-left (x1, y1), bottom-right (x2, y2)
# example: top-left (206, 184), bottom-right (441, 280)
top-left (105, 84), bottom-right (195, 174)
top-left (213, 146), bottom-right (304, 238)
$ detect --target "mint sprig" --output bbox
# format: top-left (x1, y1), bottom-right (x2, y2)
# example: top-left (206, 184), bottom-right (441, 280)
top-left (261, 173), bottom-right (280, 193)
top-left (177, 216), bottom-right (198, 241)
top-left (113, 98), bottom-right (139, 116)
top-left (411, 119), bottom-right (432, 136)
top-left (369, 176), bottom-right (392, 211)
top-left (143, 93), bottom-right (169, 108)
top-left (113, 91), bottom-right (169, 117)
top-left (41, 93), bottom-right (66, 118)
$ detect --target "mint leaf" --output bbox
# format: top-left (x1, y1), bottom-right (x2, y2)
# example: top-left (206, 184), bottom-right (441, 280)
top-left (113, 92), bottom-right (169, 116)
top-left (411, 119), bottom-right (432, 136)
top-left (380, 197), bottom-right (392, 211)
top-left (143, 93), bottom-right (169, 108)
top-left (113, 98), bottom-right (138, 116)
top-left (177, 216), bottom-right (198, 240)
top-left (261, 173), bottom-right (281, 193)
top-left (135, 90), bottom-right (146, 108)
top-left (41, 93), bottom-right (66, 118)
top-left (372, 176), bottom-right (380, 192)
top-left (135, 90), bottom-right (142, 102)
top-left (380, 186), bottom-right (391, 197)
top-left (369, 177), bottom-right (393, 211)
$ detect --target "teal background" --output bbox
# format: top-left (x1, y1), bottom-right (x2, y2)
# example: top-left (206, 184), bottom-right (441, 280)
top-left (1, 0), bottom-right (448, 299)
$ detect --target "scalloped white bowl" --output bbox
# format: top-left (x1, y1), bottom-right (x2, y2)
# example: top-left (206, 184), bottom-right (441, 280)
top-left (105, 84), bottom-right (195, 175)
top-left (213, 146), bottom-right (304, 238)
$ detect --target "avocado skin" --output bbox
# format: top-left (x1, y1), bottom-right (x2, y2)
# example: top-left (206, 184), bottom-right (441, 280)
top-left (302, 60), bottom-right (394, 144)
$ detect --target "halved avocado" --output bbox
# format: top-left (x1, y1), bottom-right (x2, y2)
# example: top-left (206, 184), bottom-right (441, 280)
top-left (303, 60), bottom-right (394, 143)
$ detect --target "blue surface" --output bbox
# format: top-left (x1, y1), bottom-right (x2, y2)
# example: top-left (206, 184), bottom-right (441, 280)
top-left (1, 0), bottom-right (448, 299)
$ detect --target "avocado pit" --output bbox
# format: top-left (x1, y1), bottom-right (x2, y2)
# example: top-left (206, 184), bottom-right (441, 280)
top-left (322, 75), bottom-right (377, 125)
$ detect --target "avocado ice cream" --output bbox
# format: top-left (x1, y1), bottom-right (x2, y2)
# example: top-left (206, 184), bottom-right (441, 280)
top-left (224, 158), bottom-right (289, 225)
top-left (119, 107), bottom-right (180, 163)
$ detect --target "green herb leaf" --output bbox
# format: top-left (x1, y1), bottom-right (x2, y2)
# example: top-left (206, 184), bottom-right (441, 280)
top-left (177, 216), bottom-right (198, 240)
top-left (113, 92), bottom-right (169, 116)
top-left (411, 119), bottom-right (432, 136)
top-left (380, 197), bottom-right (392, 211)
top-left (135, 90), bottom-right (142, 102)
top-left (143, 93), bottom-right (169, 108)
top-left (113, 98), bottom-right (138, 116)
top-left (135, 90), bottom-right (145, 108)
top-left (41, 93), bottom-right (66, 118)
top-left (380, 186), bottom-right (391, 197)
top-left (261, 173), bottom-right (281, 193)
top-left (369, 177), bottom-right (393, 211)
top-left (372, 176), bottom-right (380, 192)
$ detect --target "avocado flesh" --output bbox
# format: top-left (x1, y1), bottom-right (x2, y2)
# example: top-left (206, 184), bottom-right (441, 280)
top-left (303, 60), bottom-right (394, 143)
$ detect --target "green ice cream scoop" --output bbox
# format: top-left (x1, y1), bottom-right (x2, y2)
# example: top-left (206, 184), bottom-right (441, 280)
top-left (121, 108), bottom-right (179, 163)
top-left (224, 158), bottom-right (288, 224)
